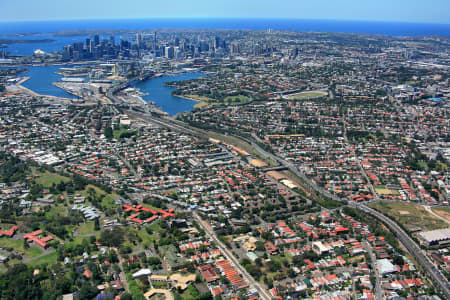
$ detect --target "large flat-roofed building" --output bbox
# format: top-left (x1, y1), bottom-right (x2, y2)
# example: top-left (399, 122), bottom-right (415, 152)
top-left (418, 228), bottom-right (450, 247)
top-left (312, 241), bottom-right (331, 256)
top-left (377, 258), bottom-right (397, 275)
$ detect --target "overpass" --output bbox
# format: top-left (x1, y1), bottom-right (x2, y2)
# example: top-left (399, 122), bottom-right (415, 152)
top-left (117, 110), bottom-right (450, 299)
top-left (106, 71), bottom-right (155, 105)
top-left (262, 166), bottom-right (288, 172)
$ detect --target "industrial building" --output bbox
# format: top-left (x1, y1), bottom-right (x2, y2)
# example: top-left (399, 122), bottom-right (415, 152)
top-left (418, 228), bottom-right (450, 247)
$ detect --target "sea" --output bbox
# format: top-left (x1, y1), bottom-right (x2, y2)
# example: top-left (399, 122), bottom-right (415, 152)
top-left (1, 18), bottom-right (450, 56)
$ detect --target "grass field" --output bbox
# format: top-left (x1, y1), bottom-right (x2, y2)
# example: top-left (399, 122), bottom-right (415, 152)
top-left (80, 184), bottom-right (119, 209)
top-left (369, 202), bottom-right (448, 231)
top-left (193, 101), bottom-right (210, 109)
top-left (224, 95), bottom-right (250, 104)
top-left (374, 185), bottom-right (400, 195)
top-left (0, 237), bottom-right (44, 258)
top-left (27, 252), bottom-right (57, 267)
top-left (287, 91), bottom-right (327, 100)
top-left (35, 171), bottom-right (70, 188)
top-left (113, 128), bottom-right (137, 140)
top-left (64, 236), bottom-right (90, 249)
top-left (77, 222), bottom-right (97, 236)
top-left (183, 94), bottom-right (250, 108)
top-left (45, 205), bottom-right (67, 219)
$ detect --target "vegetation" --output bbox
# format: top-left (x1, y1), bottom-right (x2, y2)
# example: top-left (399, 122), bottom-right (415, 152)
top-left (369, 202), bottom-right (448, 231)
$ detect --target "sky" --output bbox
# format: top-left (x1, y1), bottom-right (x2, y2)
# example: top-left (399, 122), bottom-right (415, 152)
top-left (1, 0), bottom-right (450, 24)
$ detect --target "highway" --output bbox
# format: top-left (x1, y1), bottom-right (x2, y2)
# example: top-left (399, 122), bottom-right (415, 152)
top-left (193, 212), bottom-right (272, 300)
top-left (132, 114), bottom-right (450, 298)
top-left (111, 94), bottom-right (450, 299)
top-left (355, 203), bottom-right (450, 299)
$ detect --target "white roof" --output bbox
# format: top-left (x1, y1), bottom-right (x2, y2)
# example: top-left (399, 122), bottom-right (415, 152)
top-left (132, 268), bottom-right (152, 278)
top-left (377, 258), bottom-right (397, 275)
top-left (418, 228), bottom-right (450, 243)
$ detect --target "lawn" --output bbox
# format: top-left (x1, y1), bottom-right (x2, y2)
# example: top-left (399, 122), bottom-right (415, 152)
top-left (80, 184), bottom-right (119, 209)
top-left (224, 95), bottom-right (250, 105)
top-left (113, 128), bottom-right (137, 140)
top-left (27, 252), bottom-right (57, 267)
top-left (77, 222), bottom-right (98, 236)
top-left (45, 205), bottom-right (67, 219)
top-left (374, 185), bottom-right (400, 195)
top-left (26, 247), bottom-right (44, 258)
top-left (176, 285), bottom-right (201, 300)
top-left (35, 171), bottom-right (70, 188)
top-left (287, 91), bottom-right (327, 100)
top-left (193, 101), bottom-right (210, 109)
top-left (64, 236), bottom-right (90, 250)
top-left (0, 237), bottom-right (44, 258)
top-left (136, 228), bottom-right (158, 248)
top-left (0, 237), bottom-right (24, 251)
top-left (369, 202), bottom-right (448, 231)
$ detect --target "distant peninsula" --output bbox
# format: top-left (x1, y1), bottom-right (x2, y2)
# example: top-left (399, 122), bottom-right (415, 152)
top-left (0, 38), bottom-right (55, 45)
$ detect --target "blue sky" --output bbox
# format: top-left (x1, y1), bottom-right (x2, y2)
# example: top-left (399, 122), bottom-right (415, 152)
top-left (1, 0), bottom-right (449, 24)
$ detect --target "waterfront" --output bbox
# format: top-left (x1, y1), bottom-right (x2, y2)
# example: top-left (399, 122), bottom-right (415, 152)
top-left (2, 18), bottom-right (450, 56)
top-left (133, 72), bottom-right (203, 116)
top-left (20, 65), bottom-right (80, 99)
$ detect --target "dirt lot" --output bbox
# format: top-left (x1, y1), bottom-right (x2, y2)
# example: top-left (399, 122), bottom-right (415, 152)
top-left (249, 159), bottom-right (268, 168)
top-left (432, 207), bottom-right (450, 222)
top-left (266, 171), bottom-right (288, 180)
top-left (369, 202), bottom-right (448, 231)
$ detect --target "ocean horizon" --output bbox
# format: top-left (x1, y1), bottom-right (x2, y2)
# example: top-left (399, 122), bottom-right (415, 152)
top-left (1, 18), bottom-right (450, 37)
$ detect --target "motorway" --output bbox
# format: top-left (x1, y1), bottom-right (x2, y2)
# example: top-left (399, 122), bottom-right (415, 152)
top-left (355, 203), bottom-right (450, 299)
top-left (193, 212), bottom-right (272, 300)
top-left (135, 114), bottom-right (450, 299)
top-left (110, 90), bottom-right (450, 299)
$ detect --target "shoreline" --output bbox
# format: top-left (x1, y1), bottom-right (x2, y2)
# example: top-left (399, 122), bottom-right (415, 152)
top-left (15, 76), bottom-right (78, 101)
top-left (171, 94), bottom-right (211, 109)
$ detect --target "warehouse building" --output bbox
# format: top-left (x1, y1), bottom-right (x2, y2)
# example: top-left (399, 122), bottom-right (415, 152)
top-left (418, 228), bottom-right (450, 247)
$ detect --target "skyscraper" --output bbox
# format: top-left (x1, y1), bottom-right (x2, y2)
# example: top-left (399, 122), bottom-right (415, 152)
top-left (136, 33), bottom-right (142, 48)
top-left (94, 35), bottom-right (100, 46)
top-left (165, 46), bottom-right (174, 59)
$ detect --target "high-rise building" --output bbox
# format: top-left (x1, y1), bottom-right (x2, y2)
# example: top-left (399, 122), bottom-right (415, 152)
top-left (94, 35), bottom-right (100, 46)
top-left (165, 46), bottom-right (174, 59)
top-left (110, 35), bottom-right (115, 46)
top-left (214, 36), bottom-right (221, 49)
top-left (136, 33), bottom-right (142, 48)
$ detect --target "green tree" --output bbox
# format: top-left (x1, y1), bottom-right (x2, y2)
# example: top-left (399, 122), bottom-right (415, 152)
top-left (104, 127), bottom-right (113, 139)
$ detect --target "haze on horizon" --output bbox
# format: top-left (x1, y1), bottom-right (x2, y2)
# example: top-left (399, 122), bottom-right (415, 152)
top-left (1, 0), bottom-right (450, 24)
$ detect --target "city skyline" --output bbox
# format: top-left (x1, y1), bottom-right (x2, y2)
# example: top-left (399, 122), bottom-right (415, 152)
top-left (1, 0), bottom-right (450, 24)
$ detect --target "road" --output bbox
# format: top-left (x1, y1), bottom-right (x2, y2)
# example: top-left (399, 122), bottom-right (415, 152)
top-left (113, 149), bottom-right (141, 180)
top-left (362, 240), bottom-right (383, 300)
top-left (424, 206), bottom-right (450, 225)
top-left (120, 108), bottom-right (450, 299)
top-left (112, 247), bottom-right (129, 292)
top-left (193, 212), bottom-right (272, 300)
top-left (355, 203), bottom-right (450, 299)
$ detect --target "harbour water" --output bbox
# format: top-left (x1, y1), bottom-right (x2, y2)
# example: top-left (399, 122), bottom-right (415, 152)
top-left (8, 64), bottom-right (202, 115)
top-left (1, 18), bottom-right (450, 56)
top-left (133, 72), bottom-right (203, 116)
top-left (20, 65), bottom-right (80, 99)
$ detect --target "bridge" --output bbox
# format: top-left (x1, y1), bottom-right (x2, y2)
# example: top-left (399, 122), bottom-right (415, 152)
top-left (262, 166), bottom-right (288, 172)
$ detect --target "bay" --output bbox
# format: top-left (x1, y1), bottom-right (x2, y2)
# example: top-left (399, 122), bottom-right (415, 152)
top-left (21, 65), bottom-right (80, 99)
top-left (133, 72), bottom-right (203, 116)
